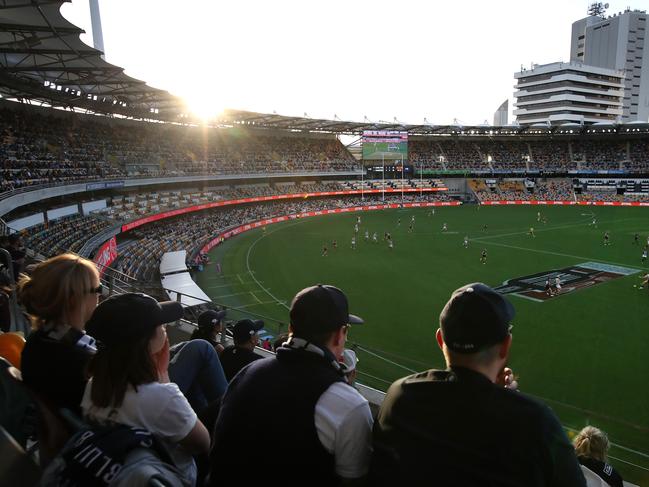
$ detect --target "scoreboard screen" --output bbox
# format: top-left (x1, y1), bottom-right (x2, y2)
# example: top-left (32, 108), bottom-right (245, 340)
top-left (362, 131), bottom-right (408, 160)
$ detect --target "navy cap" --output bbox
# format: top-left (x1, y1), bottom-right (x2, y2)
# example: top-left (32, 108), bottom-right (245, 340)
top-left (86, 293), bottom-right (183, 348)
top-left (233, 319), bottom-right (264, 344)
top-left (290, 284), bottom-right (363, 336)
top-left (198, 309), bottom-right (226, 329)
top-left (440, 283), bottom-right (514, 353)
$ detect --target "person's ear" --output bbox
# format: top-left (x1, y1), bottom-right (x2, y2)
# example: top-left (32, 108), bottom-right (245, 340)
top-left (498, 333), bottom-right (512, 359)
top-left (436, 328), bottom-right (444, 350)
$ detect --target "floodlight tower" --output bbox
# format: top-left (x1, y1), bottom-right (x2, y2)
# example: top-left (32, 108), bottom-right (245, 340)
top-left (89, 0), bottom-right (105, 58)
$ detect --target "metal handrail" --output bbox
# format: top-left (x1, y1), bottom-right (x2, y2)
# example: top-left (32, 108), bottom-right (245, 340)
top-left (166, 287), bottom-right (289, 332)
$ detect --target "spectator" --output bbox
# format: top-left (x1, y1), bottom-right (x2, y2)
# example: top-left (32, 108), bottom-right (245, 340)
top-left (83, 293), bottom-right (210, 487)
top-left (573, 426), bottom-right (623, 487)
top-left (219, 318), bottom-right (264, 382)
top-left (371, 282), bottom-right (586, 487)
top-left (207, 284), bottom-right (373, 486)
top-left (340, 348), bottom-right (358, 387)
top-left (18, 254), bottom-right (100, 413)
top-left (5, 234), bottom-right (26, 281)
top-left (167, 337), bottom-right (228, 414)
top-left (190, 309), bottom-right (227, 354)
top-left (272, 332), bottom-right (289, 351)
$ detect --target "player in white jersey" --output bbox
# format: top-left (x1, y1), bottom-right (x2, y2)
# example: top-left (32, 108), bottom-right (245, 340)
top-left (442, 223), bottom-right (448, 232)
top-left (463, 236), bottom-right (469, 248)
top-left (364, 230), bottom-right (369, 241)
top-left (388, 238), bottom-right (394, 250)
top-left (357, 215), bottom-right (362, 225)
top-left (351, 236), bottom-right (356, 250)
top-left (372, 232), bottom-right (378, 243)
top-left (411, 215), bottom-right (415, 224)
top-left (554, 276), bottom-right (562, 294)
top-left (354, 223), bottom-right (359, 234)
top-left (537, 211), bottom-right (541, 222)
top-left (642, 248), bottom-right (647, 264)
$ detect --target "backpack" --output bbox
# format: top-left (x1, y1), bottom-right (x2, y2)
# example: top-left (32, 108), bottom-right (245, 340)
top-left (39, 423), bottom-right (187, 487)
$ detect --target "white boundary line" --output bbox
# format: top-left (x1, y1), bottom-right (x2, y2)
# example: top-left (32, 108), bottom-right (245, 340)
top-left (236, 300), bottom-right (278, 309)
top-left (211, 291), bottom-right (252, 299)
top-left (473, 240), bottom-right (643, 270)
top-left (250, 291), bottom-right (263, 303)
top-left (245, 220), bottom-right (308, 310)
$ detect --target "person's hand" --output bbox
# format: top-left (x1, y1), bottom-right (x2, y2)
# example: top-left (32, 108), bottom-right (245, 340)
top-left (496, 367), bottom-right (519, 391)
top-left (153, 337), bottom-right (170, 383)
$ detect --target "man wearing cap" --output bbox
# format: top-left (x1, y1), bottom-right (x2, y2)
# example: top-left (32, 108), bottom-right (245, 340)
top-left (219, 318), bottom-right (264, 382)
top-left (207, 284), bottom-right (373, 486)
top-left (371, 283), bottom-right (586, 487)
top-left (191, 309), bottom-right (227, 354)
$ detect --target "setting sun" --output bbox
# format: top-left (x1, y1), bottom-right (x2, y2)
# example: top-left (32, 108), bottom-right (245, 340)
top-left (183, 92), bottom-right (226, 122)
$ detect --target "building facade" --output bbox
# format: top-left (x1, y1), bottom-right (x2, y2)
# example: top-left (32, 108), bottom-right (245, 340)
top-left (514, 62), bottom-right (624, 125)
top-left (571, 8), bottom-right (649, 122)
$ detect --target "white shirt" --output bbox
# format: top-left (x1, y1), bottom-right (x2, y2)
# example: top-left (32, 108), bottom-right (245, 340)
top-left (82, 380), bottom-right (197, 486)
top-left (285, 337), bottom-right (373, 479)
top-left (315, 381), bottom-right (373, 479)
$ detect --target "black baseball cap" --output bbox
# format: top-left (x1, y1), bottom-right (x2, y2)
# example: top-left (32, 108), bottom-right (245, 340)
top-left (233, 319), bottom-right (264, 343)
top-left (86, 293), bottom-right (183, 348)
top-left (439, 283), bottom-right (514, 353)
top-left (198, 309), bottom-right (226, 329)
top-left (290, 284), bottom-right (363, 336)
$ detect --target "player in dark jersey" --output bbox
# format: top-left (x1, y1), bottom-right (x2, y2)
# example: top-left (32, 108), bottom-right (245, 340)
top-left (480, 249), bottom-right (487, 264)
top-left (322, 245), bottom-right (328, 257)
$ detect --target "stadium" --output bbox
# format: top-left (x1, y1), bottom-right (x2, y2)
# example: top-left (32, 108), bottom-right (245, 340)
top-left (0, 1), bottom-right (648, 486)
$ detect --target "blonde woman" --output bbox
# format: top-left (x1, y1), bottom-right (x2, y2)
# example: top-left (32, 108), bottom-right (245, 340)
top-left (19, 253), bottom-right (100, 413)
top-left (573, 426), bottom-right (623, 487)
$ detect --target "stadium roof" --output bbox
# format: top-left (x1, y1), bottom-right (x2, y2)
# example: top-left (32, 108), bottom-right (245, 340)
top-left (1, 1), bottom-right (649, 136)
top-left (0, 0), bottom-right (182, 118)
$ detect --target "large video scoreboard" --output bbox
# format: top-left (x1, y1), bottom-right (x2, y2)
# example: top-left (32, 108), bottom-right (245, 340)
top-left (362, 130), bottom-right (408, 160)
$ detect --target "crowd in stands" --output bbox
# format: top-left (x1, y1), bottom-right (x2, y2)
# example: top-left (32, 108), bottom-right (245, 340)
top-left (0, 107), bottom-right (359, 194)
top-left (473, 179), bottom-right (575, 202)
top-left (23, 214), bottom-right (113, 257)
top-left (409, 137), bottom-right (649, 172)
top-left (2, 105), bottom-right (649, 199)
top-left (1, 255), bottom-right (625, 486)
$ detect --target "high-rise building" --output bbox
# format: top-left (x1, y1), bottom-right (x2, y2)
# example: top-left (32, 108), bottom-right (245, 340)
top-left (513, 62), bottom-right (624, 124)
top-left (570, 5), bottom-right (648, 121)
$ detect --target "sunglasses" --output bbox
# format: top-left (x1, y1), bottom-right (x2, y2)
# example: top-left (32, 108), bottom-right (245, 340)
top-left (89, 283), bottom-right (103, 295)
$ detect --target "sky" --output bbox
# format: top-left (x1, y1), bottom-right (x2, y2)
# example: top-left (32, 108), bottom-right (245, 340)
top-left (60, 0), bottom-right (639, 125)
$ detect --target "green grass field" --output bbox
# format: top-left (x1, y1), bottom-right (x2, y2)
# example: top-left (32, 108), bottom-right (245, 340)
top-left (195, 205), bottom-right (649, 485)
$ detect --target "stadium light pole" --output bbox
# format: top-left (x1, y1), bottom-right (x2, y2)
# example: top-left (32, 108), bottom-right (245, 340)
top-left (382, 154), bottom-right (385, 202)
top-left (361, 161), bottom-right (364, 201)
top-left (420, 160), bottom-right (423, 197)
top-left (401, 155), bottom-right (404, 203)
